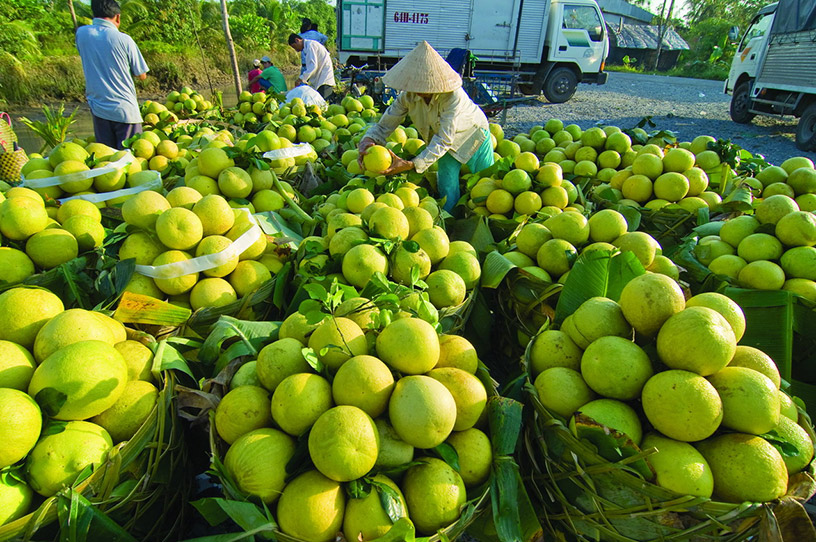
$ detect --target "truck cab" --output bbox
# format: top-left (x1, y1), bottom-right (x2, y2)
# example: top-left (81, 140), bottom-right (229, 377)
top-left (724, 2), bottom-right (776, 97)
top-left (336, 0), bottom-right (608, 104)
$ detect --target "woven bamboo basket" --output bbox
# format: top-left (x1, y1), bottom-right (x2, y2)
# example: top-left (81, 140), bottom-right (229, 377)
top-left (520, 338), bottom-right (816, 542)
top-left (0, 369), bottom-right (189, 542)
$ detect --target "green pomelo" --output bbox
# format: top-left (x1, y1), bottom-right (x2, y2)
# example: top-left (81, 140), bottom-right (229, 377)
top-left (343, 474), bottom-right (408, 542)
top-left (642, 433), bottom-right (713, 498)
top-left (581, 336), bottom-right (653, 400)
top-left (388, 375), bottom-right (456, 449)
top-left (271, 373), bottom-right (332, 436)
top-left (402, 458), bottom-right (467, 535)
top-left (224, 428), bottom-right (296, 504)
top-left (534, 367), bottom-right (595, 418)
top-left (641, 370), bottom-right (722, 442)
top-left (728, 345), bottom-right (781, 388)
top-left (276, 470), bottom-right (345, 542)
top-left (308, 405), bottom-right (379, 482)
top-left (707, 367), bottom-right (779, 435)
top-left (28, 340), bottom-right (128, 420)
top-left (376, 318), bottom-right (440, 374)
top-left (619, 273), bottom-right (685, 337)
top-left (26, 420), bottom-right (112, 497)
top-left (656, 307), bottom-right (736, 376)
top-left (696, 433), bottom-right (788, 503)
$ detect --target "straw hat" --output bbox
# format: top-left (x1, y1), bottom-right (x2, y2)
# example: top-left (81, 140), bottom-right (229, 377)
top-left (382, 41), bottom-right (462, 93)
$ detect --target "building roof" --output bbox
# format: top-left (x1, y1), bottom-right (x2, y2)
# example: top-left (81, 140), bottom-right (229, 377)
top-left (607, 23), bottom-right (690, 50)
top-left (597, 0), bottom-right (655, 24)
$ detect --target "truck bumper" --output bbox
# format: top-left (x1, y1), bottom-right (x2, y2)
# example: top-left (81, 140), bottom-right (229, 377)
top-left (584, 72), bottom-right (608, 85)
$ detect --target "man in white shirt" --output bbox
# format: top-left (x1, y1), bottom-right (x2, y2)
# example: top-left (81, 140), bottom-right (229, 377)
top-left (288, 33), bottom-right (335, 100)
top-left (357, 41), bottom-right (493, 212)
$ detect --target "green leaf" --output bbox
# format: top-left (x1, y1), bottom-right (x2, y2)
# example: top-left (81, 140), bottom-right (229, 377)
top-left (57, 489), bottom-right (138, 542)
top-left (304, 283), bottom-right (329, 302)
top-left (432, 443), bottom-right (461, 472)
top-left (761, 430), bottom-right (802, 458)
top-left (481, 251), bottom-right (518, 289)
top-left (191, 498), bottom-right (275, 533)
top-left (554, 250), bottom-right (645, 323)
top-left (371, 479), bottom-right (407, 523)
top-left (151, 340), bottom-right (195, 380)
top-left (35, 387), bottom-right (68, 417)
top-left (302, 347), bottom-right (325, 373)
top-left (721, 185), bottom-right (754, 212)
top-left (346, 477), bottom-right (372, 499)
top-left (401, 240), bottom-right (420, 253)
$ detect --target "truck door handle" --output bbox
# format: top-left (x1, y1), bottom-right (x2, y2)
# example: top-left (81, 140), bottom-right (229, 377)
top-left (750, 54), bottom-right (755, 59)
top-left (559, 45), bottom-right (568, 51)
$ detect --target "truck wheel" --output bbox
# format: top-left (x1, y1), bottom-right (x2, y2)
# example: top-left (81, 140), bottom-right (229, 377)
top-left (796, 103), bottom-right (816, 151)
top-left (543, 67), bottom-right (577, 104)
top-left (730, 82), bottom-right (756, 124)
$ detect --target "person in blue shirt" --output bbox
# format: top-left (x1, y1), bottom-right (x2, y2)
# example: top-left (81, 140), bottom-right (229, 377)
top-left (299, 18), bottom-right (329, 46)
top-left (75, 0), bottom-right (149, 149)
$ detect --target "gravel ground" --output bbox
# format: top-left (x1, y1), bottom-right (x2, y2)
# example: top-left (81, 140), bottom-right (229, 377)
top-left (500, 71), bottom-right (816, 168)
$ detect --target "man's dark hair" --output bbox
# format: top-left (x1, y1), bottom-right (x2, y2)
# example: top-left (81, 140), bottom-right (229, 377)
top-left (92, 0), bottom-right (121, 19)
top-left (288, 33), bottom-right (302, 45)
top-left (311, 23), bottom-right (319, 32)
top-left (300, 18), bottom-right (312, 34)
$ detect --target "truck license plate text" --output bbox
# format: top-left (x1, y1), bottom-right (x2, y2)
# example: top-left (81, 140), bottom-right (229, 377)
top-left (393, 12), bottom-right (429, 24)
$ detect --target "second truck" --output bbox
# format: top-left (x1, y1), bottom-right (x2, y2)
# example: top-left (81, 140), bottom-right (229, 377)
top-left (725, 0), bottom-right (816, 151)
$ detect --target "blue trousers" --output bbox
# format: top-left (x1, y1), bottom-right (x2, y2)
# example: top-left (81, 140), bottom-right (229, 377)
top-left (436, 130), bottom-right (494, 211)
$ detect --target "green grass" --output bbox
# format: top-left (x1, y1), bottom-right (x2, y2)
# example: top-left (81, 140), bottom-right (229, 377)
top-left (605, 62), bottom-right (729, 81)
top-left (0, 45), bottom-right (302, 106)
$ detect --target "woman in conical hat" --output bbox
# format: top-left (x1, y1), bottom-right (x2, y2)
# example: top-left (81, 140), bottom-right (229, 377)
top-left (357, 41), bottom-right (493, 212)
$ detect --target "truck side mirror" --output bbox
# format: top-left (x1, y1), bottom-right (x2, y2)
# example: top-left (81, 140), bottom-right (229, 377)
top-left (728, 26), bottom-right (740, 41)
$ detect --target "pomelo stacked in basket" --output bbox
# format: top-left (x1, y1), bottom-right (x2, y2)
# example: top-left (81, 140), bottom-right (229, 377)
top-left (522, 264), bottom-right (816, 541)
top-left (0, 286), bottom-right (187, 541)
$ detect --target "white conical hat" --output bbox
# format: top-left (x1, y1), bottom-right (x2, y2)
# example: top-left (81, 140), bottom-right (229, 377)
top-left (382, 41), bottom-right (462, 93)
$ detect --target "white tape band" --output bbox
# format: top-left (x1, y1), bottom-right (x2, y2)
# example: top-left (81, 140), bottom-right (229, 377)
top-left (22, 152), bottom-right (135, 189)
top-left (133, 209), bottom-right (263, 279)
top-left (58, 173), bottom-right (162, 204)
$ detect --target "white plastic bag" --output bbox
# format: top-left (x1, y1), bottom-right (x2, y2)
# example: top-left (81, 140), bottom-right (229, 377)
top-left (285, 86), bottom-right (327, 111)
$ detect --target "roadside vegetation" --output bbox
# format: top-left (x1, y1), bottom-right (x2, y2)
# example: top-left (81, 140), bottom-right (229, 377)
top-left (0, 0), bottom-right (335, 107)
top-left (607, 0), bottom-right (768, 80)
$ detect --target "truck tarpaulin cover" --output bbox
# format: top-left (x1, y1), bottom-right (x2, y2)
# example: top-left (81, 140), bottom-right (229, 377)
top-left (771, 0), bottom-right (816, 33)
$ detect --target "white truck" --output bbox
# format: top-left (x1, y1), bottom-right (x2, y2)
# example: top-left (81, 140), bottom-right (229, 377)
top-left (336, 0), bottom-right (609, 103)
top-left (725, 0), bottom-right (816, 150)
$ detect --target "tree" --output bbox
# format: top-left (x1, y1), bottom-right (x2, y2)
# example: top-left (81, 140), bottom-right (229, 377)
top-left (220, 0), bottom-right (242, 98)
top-left (654, 0), bottom-right (677, 70)
top-left (67, 0), bottom-right (78, 30)
top-left (684, 0), bottom-right (766, 29)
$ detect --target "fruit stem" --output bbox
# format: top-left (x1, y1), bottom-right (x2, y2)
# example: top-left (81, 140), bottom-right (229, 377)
top-left (270, 171), bottom-right (314, 225)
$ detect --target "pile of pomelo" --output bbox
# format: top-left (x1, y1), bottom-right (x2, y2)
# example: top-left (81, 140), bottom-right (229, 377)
top-left (0, 287), bottom-right (159, 525)
top-left (298, 181), bottom-right (481, 311)
top-left (530, 274), bottom-right (813, 503)
top-left (21, 140), bottom-right (157, 203)
top-left (143, 86), bottom-right (214, 123)
top-left (0, 186), bottom-right (107, 285)
top-left (469, 119), bottom-right (727, 220)
top-left (118, 191), bottom-right (283, 311)
top-left (213, 311), bottom-right (492, 541)
top-left (692, 158), bottom-right (816, 300)
top-left (505, 209), bottom-right (678, 285)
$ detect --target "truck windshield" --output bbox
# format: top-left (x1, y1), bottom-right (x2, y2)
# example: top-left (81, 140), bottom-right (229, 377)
top-left (738, 12), bottom-right (773, 51)
top-left (562, 5), bottom-right (604, 41)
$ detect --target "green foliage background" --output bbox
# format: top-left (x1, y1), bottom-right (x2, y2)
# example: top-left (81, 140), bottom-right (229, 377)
top-left (0, 0), bottom-right (336, 105)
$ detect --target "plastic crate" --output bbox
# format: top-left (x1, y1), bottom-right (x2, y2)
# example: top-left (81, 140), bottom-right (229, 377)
top-left (724, 287), bottom-right (816, 415)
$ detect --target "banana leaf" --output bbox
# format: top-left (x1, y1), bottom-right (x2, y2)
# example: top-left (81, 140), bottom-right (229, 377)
top-left (554, 250), bottom-right (644, 324)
